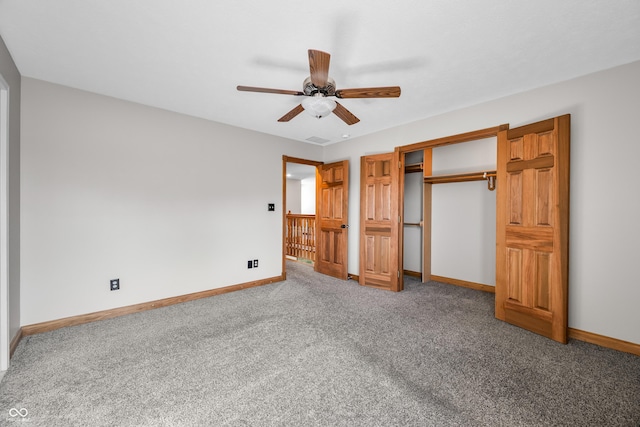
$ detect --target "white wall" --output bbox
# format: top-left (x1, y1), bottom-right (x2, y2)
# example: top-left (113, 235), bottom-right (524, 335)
top-left (300, 176), bottom-right (315, 215)
top-left (431, 138), bottom-right (496, 285)
top-left (0, 34), bottom-right (20, 368)
top-left (20, 78), bottom-right (322, 325)
top-left (286, 179), bottom-right (301, 214)
top-left (286, 176), bottom-right (315, 214)
top-left (324, 60), bottom-right (640, 344)
top-left (403, 171), bottom-right (422, 273)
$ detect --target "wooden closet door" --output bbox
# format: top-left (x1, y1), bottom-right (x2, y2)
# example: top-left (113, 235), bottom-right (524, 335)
top-left (495, 115), bottom-right (570, 343)
top-left (315, 161), bottom-right (349, 280)
top-left (359, 152), bottom-right (401, 291)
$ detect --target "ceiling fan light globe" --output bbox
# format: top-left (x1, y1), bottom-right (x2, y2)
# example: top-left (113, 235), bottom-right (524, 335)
top-left (301, 96), bottom-right (336, 119)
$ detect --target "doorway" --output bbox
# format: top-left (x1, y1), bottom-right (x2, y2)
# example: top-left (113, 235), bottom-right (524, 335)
top-left (282, 156), bottom-right (351, 281)
top-left (396, 125), bottom-right (505, 291)
top-left (282, 156), bottom-right (321, 278)
top-left (401, 139), bottom-right (498, 288)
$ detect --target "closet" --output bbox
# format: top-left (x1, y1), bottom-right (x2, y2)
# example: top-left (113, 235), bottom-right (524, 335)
top-left (400, 127), bottom-right (502, 290)
top-left (393, 116), bottom-right (570, 343)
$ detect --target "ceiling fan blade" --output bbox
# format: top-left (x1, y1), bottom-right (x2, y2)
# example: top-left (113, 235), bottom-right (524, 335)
top-left (308, 49), bottom-right (331, 88)
top-left (335, 86), bottom-right (401, 99)
top-left (333, 102), bottom-right (360, 125)
top-left (237, 85), bottom-right (304, 96)
top-left (278, 104), bottom-right (305, 122)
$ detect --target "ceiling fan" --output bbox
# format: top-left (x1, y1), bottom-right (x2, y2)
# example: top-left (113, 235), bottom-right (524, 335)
top-left (237, 49), bottom-right (401, 125)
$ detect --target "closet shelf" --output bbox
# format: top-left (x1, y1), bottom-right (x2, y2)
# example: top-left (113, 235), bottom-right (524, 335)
top-left (404, 222), bottom-right (423, 227)
top-left (404, 163), bottom-right (423, 174)
top-left (424, 170), bottom-right (496, 184)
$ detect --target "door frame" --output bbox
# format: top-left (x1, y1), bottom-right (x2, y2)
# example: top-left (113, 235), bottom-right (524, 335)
top-left (0, 72), bottom-right (10, 370)
top-left (282, 156), bottom-right (323, 279)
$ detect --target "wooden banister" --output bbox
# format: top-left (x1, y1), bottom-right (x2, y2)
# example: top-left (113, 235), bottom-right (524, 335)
top-left (285, 213), bottom-right (316, 262)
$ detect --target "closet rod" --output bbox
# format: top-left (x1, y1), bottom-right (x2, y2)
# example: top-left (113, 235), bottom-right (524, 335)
top-left (423, 170), bottom-right (496, 185)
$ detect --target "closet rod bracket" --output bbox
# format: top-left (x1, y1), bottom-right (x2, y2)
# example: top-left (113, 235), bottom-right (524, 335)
top-left (483, 172), bottom-right (496, 191)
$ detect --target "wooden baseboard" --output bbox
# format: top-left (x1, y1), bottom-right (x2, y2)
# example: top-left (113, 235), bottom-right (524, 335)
top-left (21, 275), bottom-right (284, 337)
top-left (404, 270), bottom-right (422, 278)
top-left (348, 273), bottom-right (359, 282)
top-left (569, 328), bottom-right (640, 357)
top-left (430, 275), bottom-right (496, 293)
top-left (9, 327), bottom-right (23, 358)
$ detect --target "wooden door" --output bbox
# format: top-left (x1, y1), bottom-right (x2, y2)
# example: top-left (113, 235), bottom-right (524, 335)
top-left (359, 152), bottom-right (401, 291)
top-left (496, 115), bottom-right (570, 343)
top-left (315, 161), bottom-right (349, 280)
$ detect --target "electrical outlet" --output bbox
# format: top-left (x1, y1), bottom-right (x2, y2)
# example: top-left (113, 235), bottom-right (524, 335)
top-left (110, 279), bottom-right (120, 291)
top-left (247, 260), bottom-right (253, 269)
top-left (253, 259), bottom-right (258, 268)
top-left (268, 203), bottom-right (275, 211)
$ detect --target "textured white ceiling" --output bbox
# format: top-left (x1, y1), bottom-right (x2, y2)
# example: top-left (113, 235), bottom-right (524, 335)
top-left (1, 0), bottom-right (639, 145)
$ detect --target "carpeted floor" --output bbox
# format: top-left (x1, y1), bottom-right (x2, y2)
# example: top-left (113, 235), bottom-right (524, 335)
top-left (1, 261), bottom-right (639, 426)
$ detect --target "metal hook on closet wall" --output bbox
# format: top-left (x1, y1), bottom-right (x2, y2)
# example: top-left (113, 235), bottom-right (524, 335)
top-left (487, 176), bottom-right (496, 191)
top-left (483, 172), bottom-right (496, 191)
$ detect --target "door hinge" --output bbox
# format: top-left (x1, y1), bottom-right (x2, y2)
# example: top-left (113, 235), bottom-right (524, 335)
top-left (397, 270), bottom-right (400, 278)
top-left (398, 216), bottom-right (401, 223)
top-left (398, 161), bottom-right (402, 169)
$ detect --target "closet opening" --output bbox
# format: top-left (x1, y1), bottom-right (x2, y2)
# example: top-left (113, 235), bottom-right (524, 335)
top-left (395, 117), bottom-right (570, 343)
top-left (397, 125), bottom-right (507, 293)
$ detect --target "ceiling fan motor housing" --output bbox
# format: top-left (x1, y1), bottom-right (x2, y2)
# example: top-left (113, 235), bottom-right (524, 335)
top-left (303, 76), bottom-right (336, 96)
